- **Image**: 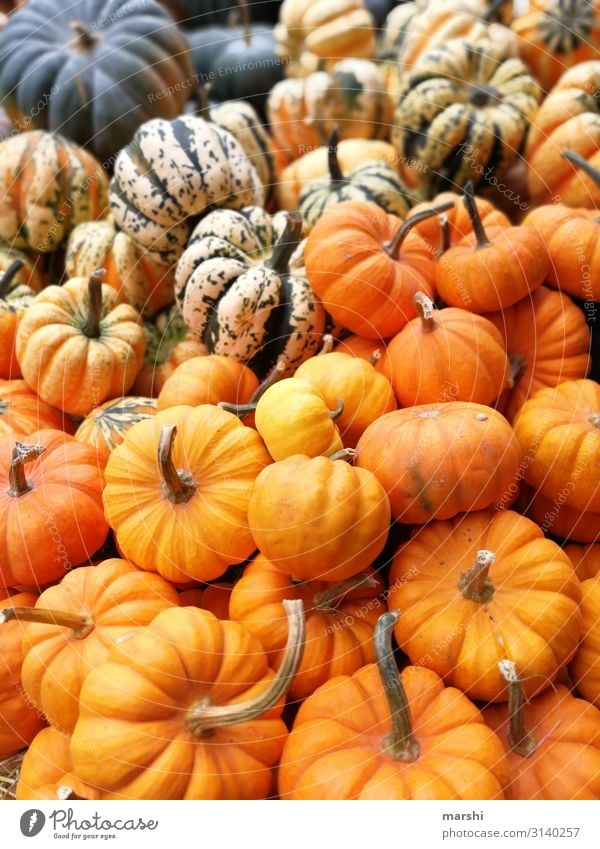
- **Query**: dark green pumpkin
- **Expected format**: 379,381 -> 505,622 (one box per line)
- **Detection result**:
0,0 -> 193,166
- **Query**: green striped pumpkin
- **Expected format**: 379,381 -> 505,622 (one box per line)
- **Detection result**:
299,129 -> 413,229
391,38 -> 541,196
175,206 -> 326,376
109,115 -> 265,262
75,395 -> 158,463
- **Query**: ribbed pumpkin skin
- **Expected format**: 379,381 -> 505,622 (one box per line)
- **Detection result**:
65,220 -> 175,318
110,115 -> 264,260
0,379 -> 73,437
391,38 -> 541,195
157,355 -> 258,411
484,684 -> 600,799
268,59 -> 392,159
16,726 -> 100,801
512,0 -> 600,91
0,131 -> 108,252
295,350 -> 397,448
570,575 -> 600,707
380,304 -> 510,408
279,664 -> 509,799
230,554 -> 386,700
0,0 -> 193,165
525,488 -> 600,544
513,380 -> 600,513
70,607 -> 289,799
0,429 -> 108,588
74,396 -> 157,467
20,559 -> 179,735
248,454 -> 391,583
355,402 -> 522,523
388,509 -> 583,703
563,543 -> 600,581
15,278 -> 146,417
103,405 -> 271,584
0,287 -> 35,380
0,591 -> 45,759
178,582 -> 232,619
488,287 -> 591,423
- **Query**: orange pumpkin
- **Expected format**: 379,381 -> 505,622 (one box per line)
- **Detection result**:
484,659 -> 600,799
435,182 -> 550,313
411,190 -> 511,254
74,395 -> 157,468
16,270 -> 146,416
294,341 -> 397,447
178,583 -> 233,619
133,309 -> 207,397
0,259 -> 35,380
157,355 -> 259,411
248,451 -> 391,583
230,553 -> 386,699
0,430 -> 108,589
279,610 -> 509,799
103,405 -> 271,584
70,601 -> 305,799
388,509 -> 583,702
305,199 -> 452,338
570,574 -> 600,707
356,402 -> 522,524
380,292 -> 509,408
525,487 -> 600,544
487,286 -> 591,423
16,727 -> 99,801
5,559 -> 180,734
333,333 -> 387,360
513,379 -> 600,513
0,590 -> 45,759
563,543 -> 600,581
0,379 -> 73,437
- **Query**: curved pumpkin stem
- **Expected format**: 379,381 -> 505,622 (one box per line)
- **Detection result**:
329,398 -> 344,420
498,659 -> 537,758
327,127 -> 347,190
318,334 -> 335,356
0,259 -> 24,299
507,352 -> 526,388
462,181 -> 491,249
0,607 -> 94,639
8,442 -> 45,497
186,599 -> 305,734
383,200 -> 455,260
69,20 -> 97,49
413,292 -> 436,332
561,149 -> 600,189
328,447 -> 357,462
81,269 -> 105,339
313,572 -> 379,612
437,214 -> 451,258
266,212 -> 304,276
375,610 -> 420,762
158,425 -> 196,504
218,357 -> 286,419
458,550 -> 496,603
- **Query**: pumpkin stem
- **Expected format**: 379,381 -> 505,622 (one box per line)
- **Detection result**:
589,413 -> 600,427
561,149 -> 600,188
266,212 -> 304,276
318,334 -> 335,356
383,200 -> 455,259
238,0 -> 252,47
507,352 -> 526,388
484,0 -> 511,23
81,269 -> 105,338
498,659 -> 537,758
375,610 -> 420,762
458,549 -> 496,603
437,214 -> 451,257
186,598 -> 305,734
194,81 -> 212,122
369,349 -> 382,366
313,572 -> 378,612
462,181 -> 491,249
0,259 -> 24,299
158,425 -> 196,504
328,447 -> 357,462
0,607 -> 94,639
69,21 -> 97,49
329,398 -> 344,420
413,292 -> 436,331
327,127 -> 347,189
218,358 -> 286,419
7,442 -> 45,497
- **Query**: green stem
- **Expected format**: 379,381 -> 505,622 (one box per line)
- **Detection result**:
329,398 -> 344,420
218,358 -> 286,419
265,212 -> 303,275
313,573 -> 378,611
383,201 -> 455,259
561,149 -> 600,188
327,127 -> 347,190
462,181 -> 491,249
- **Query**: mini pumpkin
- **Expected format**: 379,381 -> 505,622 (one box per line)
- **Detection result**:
279,610 -> 509,799
525,487 -> 600,544
570,574 -> 600,707
157,355 -> 259,411
16,726 -> 99,801
74,396 -> 158,468
388,509 -> 583,702
248,451 -> 391,583
178,582 -> 233,620
16,270 -> 146,416
0,379 -> 72,437
410,190 -> 511,254
0,259 -> 36,380
563,543 -> 600,581
175,207 -> 326,377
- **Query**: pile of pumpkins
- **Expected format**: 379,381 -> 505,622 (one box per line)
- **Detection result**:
1,0 -> 600,800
